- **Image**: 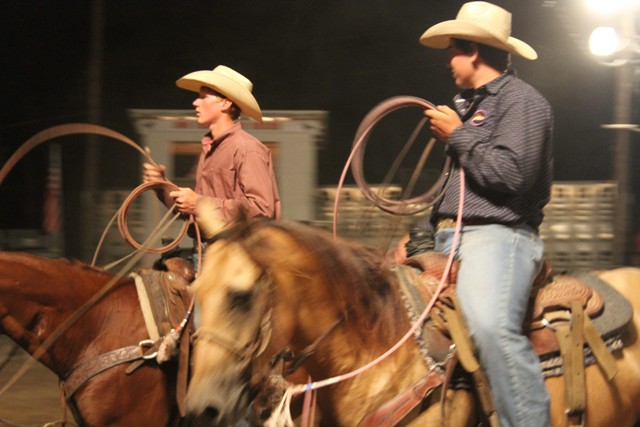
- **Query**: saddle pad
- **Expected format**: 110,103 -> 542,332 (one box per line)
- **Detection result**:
574,271 -> 633,339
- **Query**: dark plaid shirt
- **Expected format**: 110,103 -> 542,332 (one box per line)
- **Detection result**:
431,70 -> 553,230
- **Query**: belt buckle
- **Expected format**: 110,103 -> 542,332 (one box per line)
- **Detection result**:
437,218 -> 456,230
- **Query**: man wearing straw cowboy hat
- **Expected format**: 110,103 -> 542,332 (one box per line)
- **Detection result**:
143,65 -> 281,224
418,2 -> 553,426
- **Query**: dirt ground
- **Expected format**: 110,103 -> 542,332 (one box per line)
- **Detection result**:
0,335 -> 69,426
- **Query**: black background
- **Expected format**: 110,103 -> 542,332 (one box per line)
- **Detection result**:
1,0 -> 637,236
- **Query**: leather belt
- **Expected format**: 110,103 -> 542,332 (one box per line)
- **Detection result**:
436,218 -> 492,230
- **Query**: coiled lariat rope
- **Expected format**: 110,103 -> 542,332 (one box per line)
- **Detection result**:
0,123 -> 191,262
333,96 -> 453,239
94,180 -> 191,269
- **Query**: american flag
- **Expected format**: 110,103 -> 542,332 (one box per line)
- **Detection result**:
43,146 -> 62,234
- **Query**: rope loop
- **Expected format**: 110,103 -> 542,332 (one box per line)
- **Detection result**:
117,181 -> 190,254
350,96 -> 452,216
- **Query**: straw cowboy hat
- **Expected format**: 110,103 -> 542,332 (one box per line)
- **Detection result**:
176,65 -> 263,122
419,2 -> 537,60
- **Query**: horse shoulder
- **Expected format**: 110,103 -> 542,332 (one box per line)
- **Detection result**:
409,388 -> 477,427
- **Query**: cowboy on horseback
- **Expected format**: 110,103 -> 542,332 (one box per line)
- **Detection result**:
415,2 -> 553,426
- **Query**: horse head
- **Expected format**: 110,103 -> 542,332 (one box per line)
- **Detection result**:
186,203 -> 277,423
187,232 -> 273,424
186,205 -> 426,425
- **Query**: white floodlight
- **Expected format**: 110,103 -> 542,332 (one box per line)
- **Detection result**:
589,27 -> 620,56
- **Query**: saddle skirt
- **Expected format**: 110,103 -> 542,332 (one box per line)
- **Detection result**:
132,257 -> 195,416
398,252 -> 633,377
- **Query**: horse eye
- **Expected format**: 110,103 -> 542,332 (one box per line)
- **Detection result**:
229,289 -> 253,312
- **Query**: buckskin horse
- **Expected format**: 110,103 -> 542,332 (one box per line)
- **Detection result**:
186,209 -> 640,426
0,251 -> 195,427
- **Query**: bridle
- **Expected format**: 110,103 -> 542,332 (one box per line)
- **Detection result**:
192,307 -> 273,372
270,316 -> 344,377
191,244 -> 345,388
192,273 -> 274,371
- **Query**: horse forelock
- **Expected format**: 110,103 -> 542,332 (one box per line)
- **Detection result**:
235,221 -> 409,345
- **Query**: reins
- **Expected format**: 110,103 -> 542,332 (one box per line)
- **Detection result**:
271,317 -> 344,378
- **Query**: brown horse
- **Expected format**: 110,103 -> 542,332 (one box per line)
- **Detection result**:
0,251 -> 190,427
186,212 -> 640,426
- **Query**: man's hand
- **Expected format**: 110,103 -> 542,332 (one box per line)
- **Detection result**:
142,162 -> 167,183
169,187 -> 198,215
425,106 -> 462,142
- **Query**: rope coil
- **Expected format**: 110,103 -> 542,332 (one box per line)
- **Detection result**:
349,96 -> 453,216
117,181 -> 190,254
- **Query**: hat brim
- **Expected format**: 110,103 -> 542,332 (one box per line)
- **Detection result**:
177,70 -> 263,122
419,20 -> 537,60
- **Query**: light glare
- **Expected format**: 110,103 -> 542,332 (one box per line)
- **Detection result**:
586,0 -> 631,14
589,27 -> 619,56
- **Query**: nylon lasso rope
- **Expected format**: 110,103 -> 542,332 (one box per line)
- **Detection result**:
332,96 -> 453,238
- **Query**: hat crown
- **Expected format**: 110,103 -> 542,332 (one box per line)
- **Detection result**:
456,1 -> 511,42
176,65 -> 262,121
212,65 -> 253,94
418,1 -> 537,60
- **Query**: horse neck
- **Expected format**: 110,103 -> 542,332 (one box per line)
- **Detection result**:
272,280 -> 427,425
286,311 -> 429,425
0,255 -> 135,376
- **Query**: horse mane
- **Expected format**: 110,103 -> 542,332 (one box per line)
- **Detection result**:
0,252 -> 107,273
236,219 -> 410,344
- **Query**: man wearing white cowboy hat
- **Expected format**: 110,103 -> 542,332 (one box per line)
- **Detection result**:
417,2 -> 553,426
143,65 -> 281,225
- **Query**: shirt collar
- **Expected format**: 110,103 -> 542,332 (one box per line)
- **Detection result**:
460,69 -> 514,99
454,69 -> 515,116
201,122 -> 242,149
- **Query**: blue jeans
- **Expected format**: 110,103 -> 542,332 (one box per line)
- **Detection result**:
435,224 -> 550,427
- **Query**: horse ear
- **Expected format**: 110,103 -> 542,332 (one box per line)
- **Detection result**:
195,197 -> 227,238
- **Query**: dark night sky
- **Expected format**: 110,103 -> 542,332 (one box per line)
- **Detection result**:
0,0 -> 637,231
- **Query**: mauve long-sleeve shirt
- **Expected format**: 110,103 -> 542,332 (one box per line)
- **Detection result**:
195,122 -> 281,222
431,70 -> 554,230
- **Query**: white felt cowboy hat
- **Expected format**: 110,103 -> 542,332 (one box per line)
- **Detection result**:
419,1 -> 537,60
176,65 -> 263,122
